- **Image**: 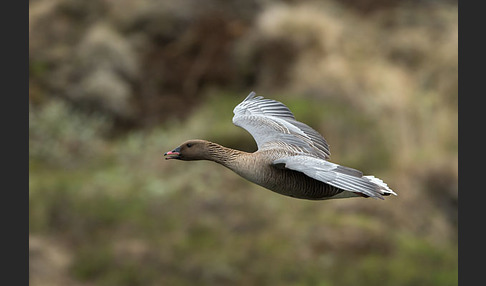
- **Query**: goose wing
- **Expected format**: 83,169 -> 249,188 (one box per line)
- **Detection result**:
232,92 -> 331,159
273,155 -> 396,199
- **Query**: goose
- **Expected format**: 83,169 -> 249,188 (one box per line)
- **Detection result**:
165,92 -> 396,200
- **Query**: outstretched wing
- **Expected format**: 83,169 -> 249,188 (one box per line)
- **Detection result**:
232,92 -> 331,159
273,155 -> 396,199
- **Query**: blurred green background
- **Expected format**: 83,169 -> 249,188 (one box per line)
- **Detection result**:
29,0 -> 457,285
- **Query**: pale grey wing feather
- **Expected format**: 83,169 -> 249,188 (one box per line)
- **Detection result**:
273,155 -> 396,199
233,92 -> 331,159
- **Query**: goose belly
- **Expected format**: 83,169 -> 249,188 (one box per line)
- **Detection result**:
242,166 -> 347,200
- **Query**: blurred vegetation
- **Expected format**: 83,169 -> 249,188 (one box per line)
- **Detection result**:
30,0 -> 457,285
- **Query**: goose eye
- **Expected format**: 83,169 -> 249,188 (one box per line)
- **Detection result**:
186,143 -> 193,148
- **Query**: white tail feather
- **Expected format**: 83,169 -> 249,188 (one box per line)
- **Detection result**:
364,175 -> 397,196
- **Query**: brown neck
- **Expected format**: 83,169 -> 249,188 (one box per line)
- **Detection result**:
205,142 -> 248,168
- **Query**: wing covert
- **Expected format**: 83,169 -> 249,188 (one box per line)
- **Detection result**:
232,92 -> 331,159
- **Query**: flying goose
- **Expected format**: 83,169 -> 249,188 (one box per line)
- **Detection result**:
165,92 -> 396,200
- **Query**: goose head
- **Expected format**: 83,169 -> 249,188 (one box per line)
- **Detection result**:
164,140 -> 211,161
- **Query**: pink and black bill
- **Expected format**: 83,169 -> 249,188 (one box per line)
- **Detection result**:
164,146 -> 181,160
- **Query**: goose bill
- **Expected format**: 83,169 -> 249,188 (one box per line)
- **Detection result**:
164,147 -> 181,160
